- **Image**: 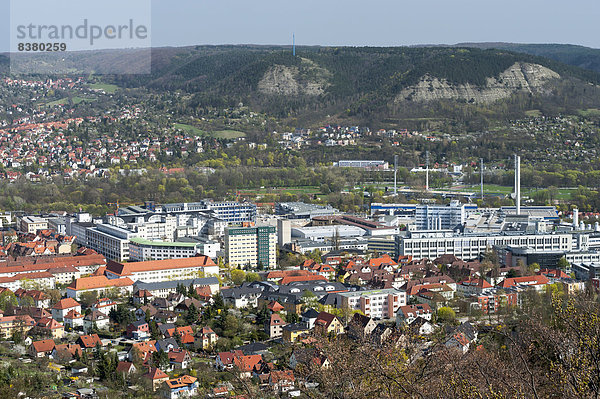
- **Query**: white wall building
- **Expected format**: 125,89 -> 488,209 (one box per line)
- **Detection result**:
336,289 -> 406,319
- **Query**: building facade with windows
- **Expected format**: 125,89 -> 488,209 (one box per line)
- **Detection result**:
396,231 -> 572,261
335,289 -> 406,319
225,226 -> 277,269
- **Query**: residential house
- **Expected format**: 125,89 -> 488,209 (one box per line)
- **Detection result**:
63,309 -> 84,329
116,361 -> 137,376
196,326 -> 218,350
91,298 -> 117,314
76,333 -> 103,351
396,304 -> 433,326
0,314 -> 35,339
51,344 -> 82,362
144,367 -> 169,392
314,312 -> 344,336
83,310 -> 110,332
127,320 -> 150,339
348,313 -> 377,339
265,313 -> 286,338
301,308 -> 320,329
52,298 -> 81,322
29,339 -> 55,357
163,375 -> 198,399
269,370 -> 295,393
282,323 -> 310,343
168,349 -> 191,370
36,317 -> 64,338
409,317 -> 435,335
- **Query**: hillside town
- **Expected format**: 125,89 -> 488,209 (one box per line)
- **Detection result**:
0,155 -> 599,398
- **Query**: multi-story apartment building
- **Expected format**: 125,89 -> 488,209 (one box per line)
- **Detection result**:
225,226 -> 277,269
335,289 -> 406,319
105,256 -> 219,282
396,231 -> 573,261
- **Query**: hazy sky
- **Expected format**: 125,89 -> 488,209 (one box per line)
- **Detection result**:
2,0 -> 599,51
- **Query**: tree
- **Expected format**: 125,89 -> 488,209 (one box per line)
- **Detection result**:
557,256 -> 570,270
184,303 -> 199,325
0,290 -> 17,312
231,269 -> 246,286
151,350 -> 169,370
245,272 -> 260,282
437,306 -> 456,323
109,304 -> 134,328
79,290 -> 98,308
301,291 -> 318,309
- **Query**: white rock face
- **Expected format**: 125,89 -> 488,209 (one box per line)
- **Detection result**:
396,62 -> 560,104
258,60 -> 330,96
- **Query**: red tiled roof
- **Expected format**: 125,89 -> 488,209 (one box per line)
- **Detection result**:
32,339 -> 55,353
145,367 -> 168,380
165,375 -> 197,389
106,256 -> 216,277
53,298 -> 80,310
67,276 -> 133,291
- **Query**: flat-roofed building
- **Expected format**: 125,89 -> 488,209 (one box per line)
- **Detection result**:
396,231 -> 572,261
129,238 -> 201,261
20,216 -> 48,234
335,289 -> 406,319
226,226 -> 277,269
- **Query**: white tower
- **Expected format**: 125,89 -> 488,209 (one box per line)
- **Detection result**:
514,155 -> 521,215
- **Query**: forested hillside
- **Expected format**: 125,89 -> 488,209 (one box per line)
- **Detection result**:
457,42 -> 600,74
110,45 -> 600,124
4,46 -> 600,126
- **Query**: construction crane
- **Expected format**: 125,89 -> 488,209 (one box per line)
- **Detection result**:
107,200 -> 120,215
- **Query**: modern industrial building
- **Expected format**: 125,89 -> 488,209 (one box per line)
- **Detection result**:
415,201 -> 477,230
275,202 -> 339,220
395,230 -> 573,260
225,226 -> 277,269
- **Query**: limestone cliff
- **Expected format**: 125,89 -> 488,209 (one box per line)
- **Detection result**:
396,62 -> 560,104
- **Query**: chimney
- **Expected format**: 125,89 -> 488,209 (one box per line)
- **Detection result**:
573,209 -> 579,229
514,155 -> 521,215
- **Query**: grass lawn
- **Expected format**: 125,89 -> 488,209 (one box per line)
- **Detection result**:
174,123 -> 206,136
450,184 -> 576,200
212,130 -> 246,139
578,108 -> 600,117
238,185 -> 321,196
173,124 -> 246,139
88,83 -> 119,94
44,96 -> 90,106
525,109 -> 542,117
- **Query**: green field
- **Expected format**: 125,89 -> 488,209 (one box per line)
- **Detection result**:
44,96 -> 90,107
173,124 -> 246,139
238,186 -> 321,196
451,184 -> 575,200
174,123 -> 206,136
212,130 -> 246,139
525,109 -> 542,117
578,108 -> 600,117
88,83 -> 119,94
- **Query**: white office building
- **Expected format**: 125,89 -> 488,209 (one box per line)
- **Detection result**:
396,231 -> 573,260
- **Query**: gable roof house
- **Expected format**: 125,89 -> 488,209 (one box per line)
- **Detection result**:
29,339 -> 55,358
